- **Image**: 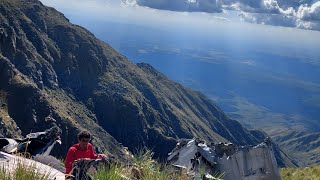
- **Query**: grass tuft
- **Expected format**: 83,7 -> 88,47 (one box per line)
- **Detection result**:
281,166 -> 320,180
0,157 -> 51,180
93,148 -> 223,180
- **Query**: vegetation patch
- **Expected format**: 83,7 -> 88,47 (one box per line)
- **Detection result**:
92,149 -> 224,180
0,158 -> 51,180
281,166 -> 320,180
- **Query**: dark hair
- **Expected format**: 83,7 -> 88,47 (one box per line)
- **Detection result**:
77,130 -> 91,140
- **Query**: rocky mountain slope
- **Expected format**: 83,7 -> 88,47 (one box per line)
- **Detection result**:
272,130 -> 320,165
0,0 -> 295,167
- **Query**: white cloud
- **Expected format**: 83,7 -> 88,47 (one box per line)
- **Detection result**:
279,7 -> 295,16
296,19 -> 320,30
224,0 -> 320,31
121,0 -> 138,6
121,0 -> 320,31
296,1 -> 320,21
41,0 -> 320,31
239,11 -> 320,31
261,0 -> 280,13
225,0 -> 281,13
239,12 -> 296,26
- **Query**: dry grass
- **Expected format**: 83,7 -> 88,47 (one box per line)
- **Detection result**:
93,149 -> 217,180
281,166 -> 320,180
0,157 -> 51,180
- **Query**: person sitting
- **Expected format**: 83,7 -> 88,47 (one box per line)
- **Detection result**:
64,130 -> 106,175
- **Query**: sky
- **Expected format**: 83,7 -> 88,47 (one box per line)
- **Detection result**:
39,0 -> 320,52
40,0 -> 320,31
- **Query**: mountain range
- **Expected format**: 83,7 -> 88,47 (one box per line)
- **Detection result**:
0,0 -> 296,167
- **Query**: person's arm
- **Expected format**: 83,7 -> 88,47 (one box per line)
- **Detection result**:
65,147 -> 76,174
88,143 -> 107,159
89,143 -> 99,159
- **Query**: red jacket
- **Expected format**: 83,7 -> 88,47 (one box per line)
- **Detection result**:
64,143 -> 98,174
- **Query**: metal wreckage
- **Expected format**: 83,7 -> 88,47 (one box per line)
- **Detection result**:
0,116 -> 66,179
167,138 -> 281,180
0,117 -> 62,156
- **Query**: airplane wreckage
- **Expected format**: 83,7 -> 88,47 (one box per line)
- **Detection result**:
167,138 -> 281,180
0,116 -> 65,179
